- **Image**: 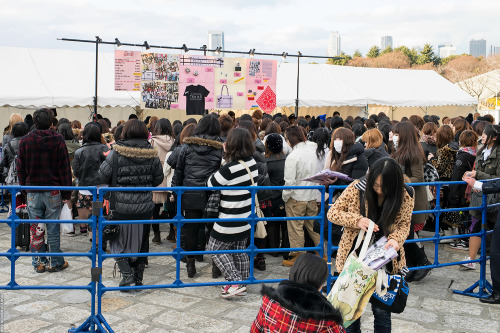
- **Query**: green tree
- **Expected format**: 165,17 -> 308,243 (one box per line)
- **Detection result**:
327,52 -> 352,66
394,46 -> 418,65
353,49 -> 362,57
440,55 -> 458,66
367,46 -> 380,58
417,44 -> 440,65
380,46 -> 393,55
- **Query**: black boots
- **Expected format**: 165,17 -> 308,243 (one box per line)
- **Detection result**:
133,263 -> 146,286
266,222 -> 280,257
166,224 -> 176,243
186,258 -> 196,278
254,238 -> 267,271
152,231 -> 161,245
212,262 -> 222,278
116,258 -> 135,289
407,247 -> 432,282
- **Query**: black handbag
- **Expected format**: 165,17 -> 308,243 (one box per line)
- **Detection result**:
370,272 -> 409,314
102,150 -> 120,242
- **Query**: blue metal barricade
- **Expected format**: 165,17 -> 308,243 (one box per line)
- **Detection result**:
0,181 -> 496,333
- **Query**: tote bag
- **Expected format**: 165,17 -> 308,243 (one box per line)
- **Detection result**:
327,221 -> 378,327
217,85 -> 233,108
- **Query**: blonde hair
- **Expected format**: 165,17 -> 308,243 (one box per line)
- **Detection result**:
361,129 -> 383,148
8,113 -> 24,134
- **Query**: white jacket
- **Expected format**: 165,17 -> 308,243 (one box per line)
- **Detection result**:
282,142 -> 319,203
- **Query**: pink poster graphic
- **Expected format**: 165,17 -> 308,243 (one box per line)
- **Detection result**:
245,59 -> 277,112
115,50 -> 141,91
178,55 -> 219,111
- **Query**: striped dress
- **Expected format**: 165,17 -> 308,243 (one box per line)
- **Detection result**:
207,157 -> 259,242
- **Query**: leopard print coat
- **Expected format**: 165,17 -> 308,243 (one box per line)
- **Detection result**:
327,180 -> 415,274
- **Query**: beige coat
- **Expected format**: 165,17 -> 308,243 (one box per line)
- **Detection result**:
150,135 -> 174,203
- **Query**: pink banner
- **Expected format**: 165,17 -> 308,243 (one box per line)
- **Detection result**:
115,50 -> 141,91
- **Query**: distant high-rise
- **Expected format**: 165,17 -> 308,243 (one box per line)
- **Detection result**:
381,36 -> 393,50
491,46 -> 500,56
470,39 -> 486,57
208,30 -> 224,56
438,43 -> 456,58
327,31 -> 341,57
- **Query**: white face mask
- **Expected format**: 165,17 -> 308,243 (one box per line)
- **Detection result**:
392,134 -> 399,149
334,140 -> 343,153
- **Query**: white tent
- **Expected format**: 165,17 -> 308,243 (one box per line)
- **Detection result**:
0,47 -> 476,109
455,69 -> 500,100
277,63 -> 477,107
0,47 -> 140,108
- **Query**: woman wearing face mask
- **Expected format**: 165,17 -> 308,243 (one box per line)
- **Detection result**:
323,128 -> 369,188
392,121 -> 432,282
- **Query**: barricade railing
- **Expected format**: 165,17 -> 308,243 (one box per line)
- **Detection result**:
326,179 -> 496,299
0,181 -> 495,333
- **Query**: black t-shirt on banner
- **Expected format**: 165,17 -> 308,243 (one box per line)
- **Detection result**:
184,85 -> 210,115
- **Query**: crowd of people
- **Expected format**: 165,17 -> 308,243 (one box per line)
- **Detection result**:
2,107 -> 500,331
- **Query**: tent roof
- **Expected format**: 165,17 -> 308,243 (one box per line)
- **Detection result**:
0,47 -> 140,108
455,69 -> 500,100
276,63 -> 477,107
0,47 -> 477,108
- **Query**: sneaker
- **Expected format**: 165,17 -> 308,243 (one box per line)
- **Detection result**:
449,240 -> 469,251
80,227 -> 88,235
460,257 -> 477,270
65,231 -> 77,237
254,257 -> 266,271
282,253 -> 301,267
221,285 -> 247,298
47,261 -> 69,273
34,264 -> 45,273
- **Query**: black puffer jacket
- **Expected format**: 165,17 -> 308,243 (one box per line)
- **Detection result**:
99,139 -> 163,217
449,150 -> 475,207
336,142 -> 369,186
265,153 -> 286,201
172,135 -> 223,210
73,142 -> 109,186
363,143 -> 389,168
252,150 -> 273,202
0,136 -> 21,182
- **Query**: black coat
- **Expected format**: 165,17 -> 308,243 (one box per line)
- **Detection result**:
449,150 -> 476,207
265,153 -> 286,201
252,149 -> 273,202
99,139 -> 163,218
337,142 -> 369,186
0,136 -> 21,182
363,143 -> 390,168
172,135 -> 223,210
420,141 -> 437,159
73,142 -> 109,186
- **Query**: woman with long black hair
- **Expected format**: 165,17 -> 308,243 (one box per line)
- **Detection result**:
328,157 -> 414,333
172,115 -> 223,278
391,121 -> 431,282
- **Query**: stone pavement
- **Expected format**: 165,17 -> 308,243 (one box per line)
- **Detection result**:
0,220 -> 499,333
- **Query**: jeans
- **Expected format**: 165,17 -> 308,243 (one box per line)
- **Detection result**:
346,303 -> 391,333
27,191 -> 64,267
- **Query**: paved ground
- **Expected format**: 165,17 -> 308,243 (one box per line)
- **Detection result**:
0,218 -> 499,333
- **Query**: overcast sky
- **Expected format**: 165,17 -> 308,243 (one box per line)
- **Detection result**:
3,0 -> 499,60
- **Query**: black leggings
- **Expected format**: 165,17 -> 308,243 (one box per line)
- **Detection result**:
152,203 -> 162,233
182,210 -> 206,257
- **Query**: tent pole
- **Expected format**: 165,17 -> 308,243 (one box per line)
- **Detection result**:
93,36 -> 101,121
295,51 -> 301,118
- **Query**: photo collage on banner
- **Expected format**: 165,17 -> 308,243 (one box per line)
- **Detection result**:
140,53 -> 180,110
138,52 -> 277,114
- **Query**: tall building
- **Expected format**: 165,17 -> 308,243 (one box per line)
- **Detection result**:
470,39 -> 486,57
327,31 -> 341,57
381,36 -> 393,50
438,43 -> 456,58
208,30 -> 224,56
491,46 -> 500,56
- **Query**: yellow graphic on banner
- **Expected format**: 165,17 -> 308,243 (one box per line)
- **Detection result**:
234,77 -> 245,83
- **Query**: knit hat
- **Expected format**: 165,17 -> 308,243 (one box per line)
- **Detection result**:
266,133 -> 283,154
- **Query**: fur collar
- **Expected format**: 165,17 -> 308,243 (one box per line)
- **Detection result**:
183,136 -> 223,150
113,144 -> 158,159
261,280 -> 343,323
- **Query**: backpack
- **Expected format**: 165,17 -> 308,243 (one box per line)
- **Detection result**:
5,142 -> 18,185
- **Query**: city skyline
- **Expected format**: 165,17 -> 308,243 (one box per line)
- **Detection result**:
327,31 -> 341,57
381,35 -> 393,50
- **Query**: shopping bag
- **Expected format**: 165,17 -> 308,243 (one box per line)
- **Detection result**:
60,203 -> 74,234
370,270 -> 409,314
217,85 -> 233,108
327,221 -> 378,327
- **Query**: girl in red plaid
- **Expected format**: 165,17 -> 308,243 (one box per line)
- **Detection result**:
251,253 -> 345,333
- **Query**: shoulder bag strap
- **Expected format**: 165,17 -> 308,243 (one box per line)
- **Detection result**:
238,160 -> 259,203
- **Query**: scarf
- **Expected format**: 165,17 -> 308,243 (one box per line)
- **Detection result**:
459,146 -> 476,156
420,134 -> 436,145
